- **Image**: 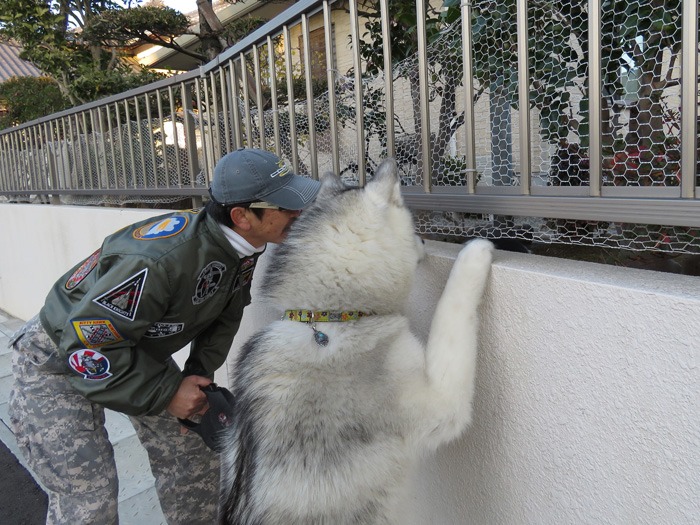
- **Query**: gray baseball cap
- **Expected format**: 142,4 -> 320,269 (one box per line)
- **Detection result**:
209,148 -> 320,210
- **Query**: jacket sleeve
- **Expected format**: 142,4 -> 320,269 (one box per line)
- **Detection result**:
59,254 -> 182,416
183,290 -> 249,378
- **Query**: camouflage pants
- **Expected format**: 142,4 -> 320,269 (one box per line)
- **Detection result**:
8,315 -> 220,525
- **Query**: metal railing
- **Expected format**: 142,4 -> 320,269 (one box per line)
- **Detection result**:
0,0 -> 698,253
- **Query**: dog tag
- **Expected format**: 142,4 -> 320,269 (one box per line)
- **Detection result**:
313,328 -> 329,346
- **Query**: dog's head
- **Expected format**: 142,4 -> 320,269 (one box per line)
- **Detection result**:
260,158 -> 423,314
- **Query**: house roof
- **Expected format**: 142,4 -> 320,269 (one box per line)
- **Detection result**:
0,43 -> 43,82
133,0 -> 294,71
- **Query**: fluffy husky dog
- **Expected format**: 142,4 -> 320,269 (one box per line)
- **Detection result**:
219,158 -> 494,524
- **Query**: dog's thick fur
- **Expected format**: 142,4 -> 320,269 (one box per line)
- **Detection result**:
219,158 -> 494,524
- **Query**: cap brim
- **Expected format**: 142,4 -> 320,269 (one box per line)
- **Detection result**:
259,174 -> 321,210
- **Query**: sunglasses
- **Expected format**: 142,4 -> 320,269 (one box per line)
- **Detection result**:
248,201 -> 297,212
208,189 -> 297,212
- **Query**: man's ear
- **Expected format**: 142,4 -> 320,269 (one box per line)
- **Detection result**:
230,207 -> 252,231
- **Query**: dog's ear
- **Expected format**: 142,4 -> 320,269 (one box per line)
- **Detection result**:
317,172 -> 346,199
367,158 -> 401,204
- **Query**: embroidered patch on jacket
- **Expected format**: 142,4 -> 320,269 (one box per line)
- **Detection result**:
71,319 -> 124,348
93,269 -> 148,321
65,249 -> 101,290
144,322 -> 185,338
133,215 -> 188,240
68,349 -> 113,380
233,257 -> 257,292
192,261 -> 226,305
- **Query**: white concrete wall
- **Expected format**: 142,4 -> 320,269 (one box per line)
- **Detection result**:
0,204 -> 172,320
1,203 -> 698,523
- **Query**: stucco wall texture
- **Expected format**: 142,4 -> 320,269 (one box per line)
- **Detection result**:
1,203 -> 698,523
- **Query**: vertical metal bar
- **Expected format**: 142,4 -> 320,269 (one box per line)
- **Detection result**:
203,73 -> 218,168
40,124 -> 50,194
40,124 -> 51,194
88,109 -> 103,189
114,103 -> 129,189
516,0 -> 531,193
6,134 -> 14,192
323,0 -> 340,175
70,115 -> 87,190
284,24 -> 300,171
380,0 -> 395,158
2,136 -> 12,192
43,122 -> 53,193
156,89 -> 171,187
0,136 -> 7,191
134,96 -> 148,189
681,0 -> 698,198
145,95 -> 159,187
59,118 -> 71,189
10,132 -> 23,192
416,0 -> 431,191
182,82 -> 201,188
123,100 -> 138,189
253,44 -> 266,148
23,130 -> 33,192
461,0 -> 477,192
12,131 -> 22,193
0,137 -> 5,191
95,107 -> 110,189
209,71 -> 222,162
588,0 -> 602,197
105,107 -> 118,189
9,133 -> 20,192
23,129 -> 34,193
301,13 -> 319,179
29,126 -> 41,192
219,66 -> 232,153
229,63 -> 243,149
267,35 -> 282,157
23,128 -> 34,193
76,111 -> 99,189
240,53 -> 254,148
56,119 -> 67,190
50,120 -> 62,191
1,135 -> 10,192
35,124 -> 49,193
349,0 -> 367,184
195,76 -> 212,182
168,85 -> 184,185
0,135 -> 9,192
66,117 -> 79,190
44,121 -> 60,203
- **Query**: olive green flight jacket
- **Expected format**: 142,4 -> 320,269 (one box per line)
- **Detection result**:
39,209 -> 260,416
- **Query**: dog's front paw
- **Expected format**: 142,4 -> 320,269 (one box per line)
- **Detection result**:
449,239 -> 494,297
458,238 -> 494,268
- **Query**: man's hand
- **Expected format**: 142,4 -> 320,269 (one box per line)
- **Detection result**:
166,375 -> 212,420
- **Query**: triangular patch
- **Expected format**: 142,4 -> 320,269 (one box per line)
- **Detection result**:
92,268 -> 148,321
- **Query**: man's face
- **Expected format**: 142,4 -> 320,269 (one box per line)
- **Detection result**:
246,208 -> 302,246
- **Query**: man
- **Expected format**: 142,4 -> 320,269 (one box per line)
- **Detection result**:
8,148 -> 320,525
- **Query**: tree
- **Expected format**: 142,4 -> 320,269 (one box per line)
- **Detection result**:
82,3 -> 269,64
0,75 -> 70,129
0,0 -> 164,106
81,5 -> 200,60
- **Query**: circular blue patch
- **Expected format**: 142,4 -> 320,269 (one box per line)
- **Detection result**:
133,215 -> 188,240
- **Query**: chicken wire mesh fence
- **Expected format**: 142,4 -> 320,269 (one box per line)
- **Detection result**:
0,0 -> 698,255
